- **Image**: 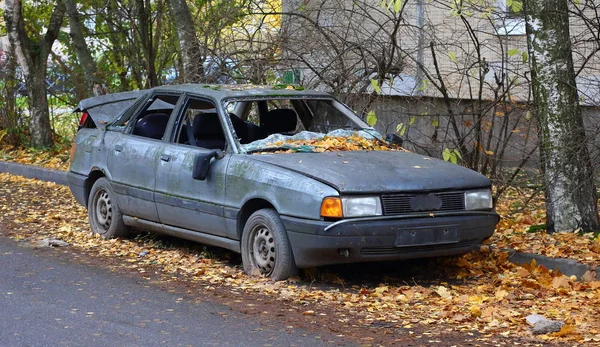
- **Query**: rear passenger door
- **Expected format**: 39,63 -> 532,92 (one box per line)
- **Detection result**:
106,93 -> 181,222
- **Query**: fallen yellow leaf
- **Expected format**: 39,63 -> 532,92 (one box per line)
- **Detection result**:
469,305 -> 482,318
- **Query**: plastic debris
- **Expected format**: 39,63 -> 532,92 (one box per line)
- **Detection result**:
525,314 -> 565,335
36,238 -> 69,248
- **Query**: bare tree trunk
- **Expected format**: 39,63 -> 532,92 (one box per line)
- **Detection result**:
64,0 -> 104,97
26,65 -> 54,147
524,0 -> 599,232
103,0 -> 132,92
167,0 -> 204,83
0,40 -> 19,146
135,0 -> 159,88
4,0 -> 65,148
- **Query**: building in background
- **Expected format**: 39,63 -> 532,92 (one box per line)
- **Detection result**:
279,0 -> 600,167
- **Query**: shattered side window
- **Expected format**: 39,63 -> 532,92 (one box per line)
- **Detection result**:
86,98 -> 139,126
129,94 -> 179,140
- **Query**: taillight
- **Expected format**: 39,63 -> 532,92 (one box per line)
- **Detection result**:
78,111 -> 89,129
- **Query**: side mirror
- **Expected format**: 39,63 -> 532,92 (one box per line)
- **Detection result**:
192,150 -> 224,180
386,133 -> 404,147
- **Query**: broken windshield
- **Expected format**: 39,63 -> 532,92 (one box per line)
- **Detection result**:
224,97 -> 395,153
243,129 -> 395,154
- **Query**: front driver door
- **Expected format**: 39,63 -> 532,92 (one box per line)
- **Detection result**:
154,96 -> 231,237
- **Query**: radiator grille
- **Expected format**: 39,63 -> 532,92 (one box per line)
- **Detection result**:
381,192 -> 465,215
361,240 -> 478,255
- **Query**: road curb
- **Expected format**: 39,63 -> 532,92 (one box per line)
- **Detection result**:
507,249 -> 599,280
0,160 -> 68,185
0,160 -> 597,280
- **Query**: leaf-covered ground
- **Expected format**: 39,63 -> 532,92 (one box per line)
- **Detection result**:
0,145 -> 70,170
2,143 -> 598,267
1,173 -> 599,345
494,187 -> 600,267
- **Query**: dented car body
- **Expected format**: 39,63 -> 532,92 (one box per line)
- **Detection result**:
68,84 -> 499,280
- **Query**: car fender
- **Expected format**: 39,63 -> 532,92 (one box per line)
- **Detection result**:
225,155 -> 339,221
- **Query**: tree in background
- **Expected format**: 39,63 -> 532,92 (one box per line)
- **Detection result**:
0,33 -> 20,147
88,0 -> 174,90
134,0 -> 162,88
64,0 -> 103,97
280,0 -> 407,102
167,0 -> 204,82
524,0 -> 599,232
4,0 -> 65,148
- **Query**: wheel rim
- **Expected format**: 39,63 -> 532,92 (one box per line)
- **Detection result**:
250,226 -> 276,275
94,189 -> 112,232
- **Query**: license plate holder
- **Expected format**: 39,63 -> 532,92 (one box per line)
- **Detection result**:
394,225 -> 459,247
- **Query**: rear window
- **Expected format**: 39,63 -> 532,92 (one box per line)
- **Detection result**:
85,98 -> 139,127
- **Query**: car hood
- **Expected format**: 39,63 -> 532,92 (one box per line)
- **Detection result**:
249,151 -> 491,193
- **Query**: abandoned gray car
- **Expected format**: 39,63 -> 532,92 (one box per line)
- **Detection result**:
68,84 -> 499,280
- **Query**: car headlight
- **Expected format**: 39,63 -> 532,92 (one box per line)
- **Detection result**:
343,196 -> 383,217
464,189 -> 493,210
320,196 -> 382,218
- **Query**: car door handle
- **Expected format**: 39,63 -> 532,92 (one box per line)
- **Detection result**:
115,144 -> 123,152
160,154 -> 171,162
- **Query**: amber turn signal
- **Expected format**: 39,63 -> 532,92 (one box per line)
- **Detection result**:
320,197 -> 343,218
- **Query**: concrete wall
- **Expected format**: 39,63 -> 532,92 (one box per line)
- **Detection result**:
356,95 -> 600,171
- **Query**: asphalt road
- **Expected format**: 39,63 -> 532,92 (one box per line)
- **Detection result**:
0,236 -> 340,347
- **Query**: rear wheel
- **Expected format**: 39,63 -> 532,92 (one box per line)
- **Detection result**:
241,209 -> 298,281
88,177 -> 129,239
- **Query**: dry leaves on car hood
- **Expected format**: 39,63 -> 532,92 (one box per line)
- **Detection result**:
250,135 -> 404,154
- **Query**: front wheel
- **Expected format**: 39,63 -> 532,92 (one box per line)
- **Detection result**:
241,209 -> 298,281
87,177 -> 129,239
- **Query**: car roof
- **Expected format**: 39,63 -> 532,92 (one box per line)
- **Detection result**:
151,84 -> 331,100
75,84 -> 333,115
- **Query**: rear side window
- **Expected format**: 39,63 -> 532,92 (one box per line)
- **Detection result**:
84,98 -> 139,128
129,94 -> 180,140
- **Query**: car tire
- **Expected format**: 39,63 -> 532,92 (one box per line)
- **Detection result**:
88,177 -> 129,239
241,209 -> 298,281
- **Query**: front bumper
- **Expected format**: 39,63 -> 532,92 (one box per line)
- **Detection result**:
281,212 -> 499,268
